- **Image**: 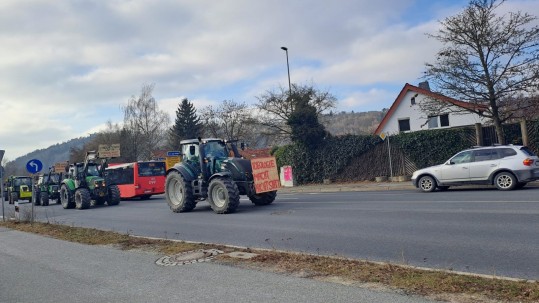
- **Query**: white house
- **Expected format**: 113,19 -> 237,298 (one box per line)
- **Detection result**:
374,82 -> 488,136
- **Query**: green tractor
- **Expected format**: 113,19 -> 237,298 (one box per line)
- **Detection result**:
34,169 -> 63,206
60,151 -> 120,210
165,138 -> 278,214
5,176 -> 33,204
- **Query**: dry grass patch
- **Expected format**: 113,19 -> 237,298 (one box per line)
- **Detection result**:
2,221 -> 538,303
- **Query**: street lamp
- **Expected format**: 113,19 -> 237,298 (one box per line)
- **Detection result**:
280,46 -> 292,97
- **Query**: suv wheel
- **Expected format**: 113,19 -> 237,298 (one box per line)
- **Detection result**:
418,175 -> 436,192
494,172 -> 517,191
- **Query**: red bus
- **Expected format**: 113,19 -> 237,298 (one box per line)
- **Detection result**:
105,161 -> 166,200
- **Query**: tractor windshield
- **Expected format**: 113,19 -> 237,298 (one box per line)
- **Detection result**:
48,173 -> 60,183
14,178 -> 32,186
203,141 -> 228,158
87,164 -> 100,176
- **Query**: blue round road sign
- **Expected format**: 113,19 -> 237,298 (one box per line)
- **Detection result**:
26,159 -> 43,174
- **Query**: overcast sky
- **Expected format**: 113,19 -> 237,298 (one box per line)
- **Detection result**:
1,0 -> 538,161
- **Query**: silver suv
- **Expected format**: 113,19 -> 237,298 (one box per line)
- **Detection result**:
412,145 -> 539,192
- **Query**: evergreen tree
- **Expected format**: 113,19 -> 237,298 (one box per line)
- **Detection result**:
287,97 -> 328,149
168,98 -> 203,149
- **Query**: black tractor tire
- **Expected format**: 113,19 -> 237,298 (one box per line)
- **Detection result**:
41,192 -> 50,206
165,171 -> 196,213
75,188 -> 91,210
34,192 -> 41,206
60,184 -> 75,209
494,172 -> 517,191
249,190 -> 277,206
107,185 -> 121,206
208,177 -> 240,214
418,175 -> 437,192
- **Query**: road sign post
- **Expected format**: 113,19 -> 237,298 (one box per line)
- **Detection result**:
26,159 -> 43,224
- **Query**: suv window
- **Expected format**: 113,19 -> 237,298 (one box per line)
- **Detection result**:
520,147 -> 537,157
450,151 -> 473,164
498,148 -> 517,158
472,149 -> 499,162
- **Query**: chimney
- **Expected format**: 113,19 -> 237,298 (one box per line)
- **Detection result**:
418,81 -> 430,91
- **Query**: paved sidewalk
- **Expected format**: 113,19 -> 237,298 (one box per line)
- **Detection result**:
278,181 -> 414,193
278,180 -> 539,193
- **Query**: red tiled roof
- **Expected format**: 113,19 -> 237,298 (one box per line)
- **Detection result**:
374,83 -> 488,135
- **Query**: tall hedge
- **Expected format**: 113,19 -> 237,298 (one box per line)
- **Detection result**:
391,127 -> 475,169
274,135 -> 381,184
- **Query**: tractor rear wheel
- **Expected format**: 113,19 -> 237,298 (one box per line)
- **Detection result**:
208,177 -> 240,214
75,188 -> 91,210
107,185 -> 121,206
60,185 -> 75,209
40,192 -> 49,206
249,190 -> 277,206
165,171 -> 196,212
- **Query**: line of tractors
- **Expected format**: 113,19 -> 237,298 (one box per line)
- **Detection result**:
3,150 -> 120,210
3,137 -> 278,214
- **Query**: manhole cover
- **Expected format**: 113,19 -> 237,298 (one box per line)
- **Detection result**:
156,249 -> 223,266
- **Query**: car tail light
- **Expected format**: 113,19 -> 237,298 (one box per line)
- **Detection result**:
523,158 -> 534,166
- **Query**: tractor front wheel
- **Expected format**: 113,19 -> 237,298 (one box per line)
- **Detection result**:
107,185 -> 121,206
40,192 -> 49,206
249,191 -> 277,206
75,188 -> 91,210
165,171 -> 196,213
60,185 -> 75,209
208,177 -> 240,214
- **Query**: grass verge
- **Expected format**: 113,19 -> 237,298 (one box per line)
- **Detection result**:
1,221 -> 537,303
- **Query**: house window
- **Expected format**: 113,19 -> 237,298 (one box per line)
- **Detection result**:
398,119 -> 410,132
428,116 -> 438,129
440,114 -> 449,127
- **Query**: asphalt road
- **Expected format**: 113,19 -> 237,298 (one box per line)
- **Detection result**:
0,228 -> 436,303
6,187 -> 539,280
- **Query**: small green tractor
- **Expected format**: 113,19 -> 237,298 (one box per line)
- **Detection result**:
60,151 -> 120,210
165,138 -> 278,214
5,176 -> 33,204
35,169 -> 63,206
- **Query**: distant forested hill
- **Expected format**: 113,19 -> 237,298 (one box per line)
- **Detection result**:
3,135 -> 95,176
321,110 -> 386,136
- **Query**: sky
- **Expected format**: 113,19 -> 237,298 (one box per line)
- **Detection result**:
1,0 -> 539,161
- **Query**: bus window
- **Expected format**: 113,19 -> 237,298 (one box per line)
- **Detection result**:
138,162 -> 166,177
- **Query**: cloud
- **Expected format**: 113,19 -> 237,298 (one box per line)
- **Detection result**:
1,0 -> 538,160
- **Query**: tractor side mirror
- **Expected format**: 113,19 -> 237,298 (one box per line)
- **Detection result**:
189,146 -> 196,156
240,142 -> 245,150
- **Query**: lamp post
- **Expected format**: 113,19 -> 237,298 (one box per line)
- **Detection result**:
0,150 -> 4,222
280,46 -> 292,97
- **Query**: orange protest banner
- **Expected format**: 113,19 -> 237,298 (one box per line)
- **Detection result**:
251,157 -> 280,194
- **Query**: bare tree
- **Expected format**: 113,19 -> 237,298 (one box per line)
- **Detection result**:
424,0 -> 539,144
255,83 -> 336,141
200,100 -> 257,143
122,84 -> 170,161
